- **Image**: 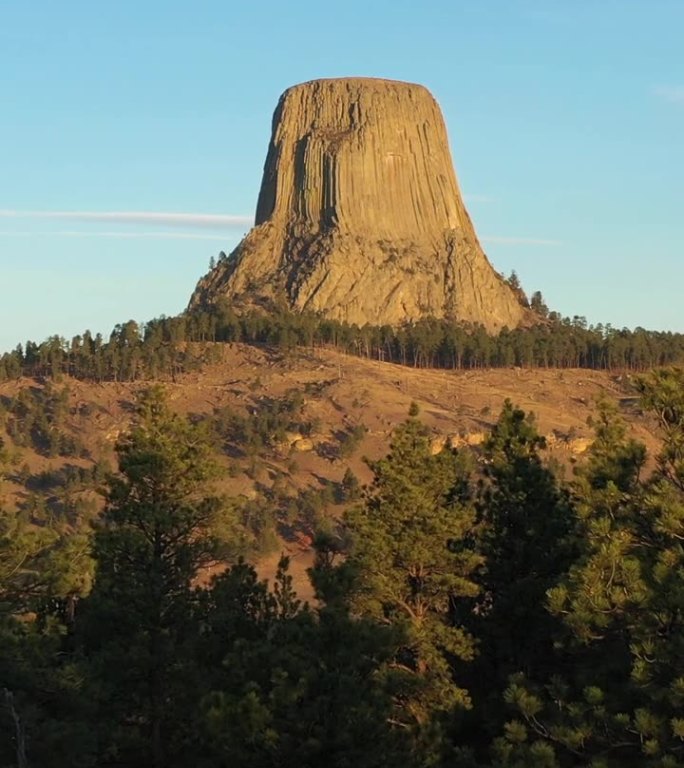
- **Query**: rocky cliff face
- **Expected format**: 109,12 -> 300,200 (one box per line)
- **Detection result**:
190,78 -> 528,331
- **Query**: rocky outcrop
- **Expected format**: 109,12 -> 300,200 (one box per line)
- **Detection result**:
190,77 -> 529,332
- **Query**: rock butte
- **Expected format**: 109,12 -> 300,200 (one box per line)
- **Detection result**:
190,77 -> 529,331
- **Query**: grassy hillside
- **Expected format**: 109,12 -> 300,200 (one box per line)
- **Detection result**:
0,343 -> 661,599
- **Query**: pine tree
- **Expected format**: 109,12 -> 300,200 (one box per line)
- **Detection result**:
462,401 -> 577,754
496,377 -> 684,766
198,558 -> 408,768
79,386 -> 227,767
335,409 -> 481,753
0,439 -> 97,767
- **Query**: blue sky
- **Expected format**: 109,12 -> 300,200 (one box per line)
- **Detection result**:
1,1 -> 682,352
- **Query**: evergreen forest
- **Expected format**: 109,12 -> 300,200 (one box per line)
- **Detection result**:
3,365 -> 684,767
3,298 -> 684,385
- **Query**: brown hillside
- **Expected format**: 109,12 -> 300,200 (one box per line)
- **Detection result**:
0,345 -> 659,599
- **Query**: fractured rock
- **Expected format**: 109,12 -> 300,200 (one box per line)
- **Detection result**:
190,77 -> 529,332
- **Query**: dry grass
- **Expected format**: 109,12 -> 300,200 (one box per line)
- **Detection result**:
0,344 -> 661,602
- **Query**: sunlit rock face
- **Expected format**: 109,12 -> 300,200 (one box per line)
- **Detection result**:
190,78 -> 527,331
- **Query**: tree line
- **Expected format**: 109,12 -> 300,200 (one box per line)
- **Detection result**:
2,301 -> 684,383
3,369 -> 684,766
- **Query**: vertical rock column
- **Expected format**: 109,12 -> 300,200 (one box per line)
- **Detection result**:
190,78 -> 528,332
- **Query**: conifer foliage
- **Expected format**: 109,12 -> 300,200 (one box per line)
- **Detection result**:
3,304 -> 684,384
79,386 -> 226,766
4,370 -> 684,766
337,406 -> 481,756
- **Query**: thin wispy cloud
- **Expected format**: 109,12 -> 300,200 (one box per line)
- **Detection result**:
0,231 -> 560,246
0,230 -> 231,241
653,85 -> 684,104
481,236 -> 562,247
0,210 -> 559,247
0,210 -> 253,228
